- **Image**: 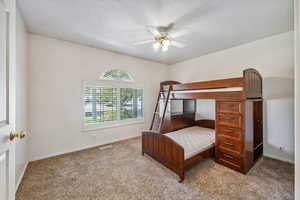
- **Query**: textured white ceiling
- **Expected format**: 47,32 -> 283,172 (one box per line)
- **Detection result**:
18,0 -> 293,64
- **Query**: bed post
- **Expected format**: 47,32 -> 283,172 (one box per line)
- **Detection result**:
178,169 -> 185,183
243,68 -> 263,99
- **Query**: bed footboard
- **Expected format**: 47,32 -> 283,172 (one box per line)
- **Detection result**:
142,130 -> 185,182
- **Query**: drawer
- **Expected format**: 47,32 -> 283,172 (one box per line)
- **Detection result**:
217,125 -> 242,139
218,136 -> 242,153
216,149 -> 242,170
217,101 -> 242,114
217,114 -> 242,128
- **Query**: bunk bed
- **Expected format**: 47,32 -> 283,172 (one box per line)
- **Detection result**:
142,68 -> 263,182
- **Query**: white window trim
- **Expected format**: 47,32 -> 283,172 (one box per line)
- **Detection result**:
81,80 -> 144,132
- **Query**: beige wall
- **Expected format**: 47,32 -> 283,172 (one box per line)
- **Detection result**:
27,34 -> 168,161
169,31 -> 295,163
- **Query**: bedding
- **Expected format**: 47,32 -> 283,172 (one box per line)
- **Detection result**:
165,126 -> 215,160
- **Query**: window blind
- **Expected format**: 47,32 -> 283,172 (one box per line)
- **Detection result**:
84,87 -> 118,124
84,86 -> 143,125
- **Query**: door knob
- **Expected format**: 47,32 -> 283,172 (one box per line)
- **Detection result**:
9,131 -> 26,141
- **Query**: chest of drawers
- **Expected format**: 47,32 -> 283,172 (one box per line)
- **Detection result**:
215,100 -> 263,173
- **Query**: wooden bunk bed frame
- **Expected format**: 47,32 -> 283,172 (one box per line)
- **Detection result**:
142,68 -> 263,182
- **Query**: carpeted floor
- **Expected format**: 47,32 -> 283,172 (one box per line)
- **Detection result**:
17,137 -> 294,200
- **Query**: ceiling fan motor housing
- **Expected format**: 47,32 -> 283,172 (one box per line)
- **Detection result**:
155,35 -> 170,45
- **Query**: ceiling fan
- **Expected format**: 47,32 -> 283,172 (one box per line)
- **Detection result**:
134,24 -> 186,52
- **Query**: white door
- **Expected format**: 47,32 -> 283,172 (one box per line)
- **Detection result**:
0,0 -> 17,199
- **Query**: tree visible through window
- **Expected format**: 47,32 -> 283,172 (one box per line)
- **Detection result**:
100,69 -> 134,82
120,88 -> 143,120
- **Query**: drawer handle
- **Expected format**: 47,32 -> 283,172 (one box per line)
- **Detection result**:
222,116 -> 234,120
223,129 -> 234,134
223,154 -> 234,159
224,142 -> 235,147
224,104 -> 234,108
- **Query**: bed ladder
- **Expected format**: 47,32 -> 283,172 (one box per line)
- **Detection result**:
150,86 -> 171,132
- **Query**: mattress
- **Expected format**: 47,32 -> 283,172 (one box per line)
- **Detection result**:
165,126 -> 215,160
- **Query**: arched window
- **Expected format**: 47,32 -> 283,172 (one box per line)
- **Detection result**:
100,69 -> 134,82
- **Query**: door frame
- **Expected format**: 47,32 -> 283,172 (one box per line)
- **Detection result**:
295,0 -> 299,199
0,0 -> 17,199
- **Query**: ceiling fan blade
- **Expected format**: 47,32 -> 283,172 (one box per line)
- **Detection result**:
147,26 -> 161,36
169,30 -> 188,38
171,40 -> 185,48
133,40 -> 155,45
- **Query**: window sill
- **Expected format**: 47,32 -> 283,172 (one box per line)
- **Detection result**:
82,120 -> 145,132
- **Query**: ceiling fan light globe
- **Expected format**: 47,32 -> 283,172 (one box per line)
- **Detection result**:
153,42 -> 160,49
162,39 -> 170,47
162,45 -> 168,52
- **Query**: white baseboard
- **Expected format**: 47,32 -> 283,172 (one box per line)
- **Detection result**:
264,153 -> 294,164
16,162 -> 28,192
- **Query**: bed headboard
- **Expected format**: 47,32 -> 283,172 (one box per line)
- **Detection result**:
243,68 -> 263,99
195,120 -> 215,129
